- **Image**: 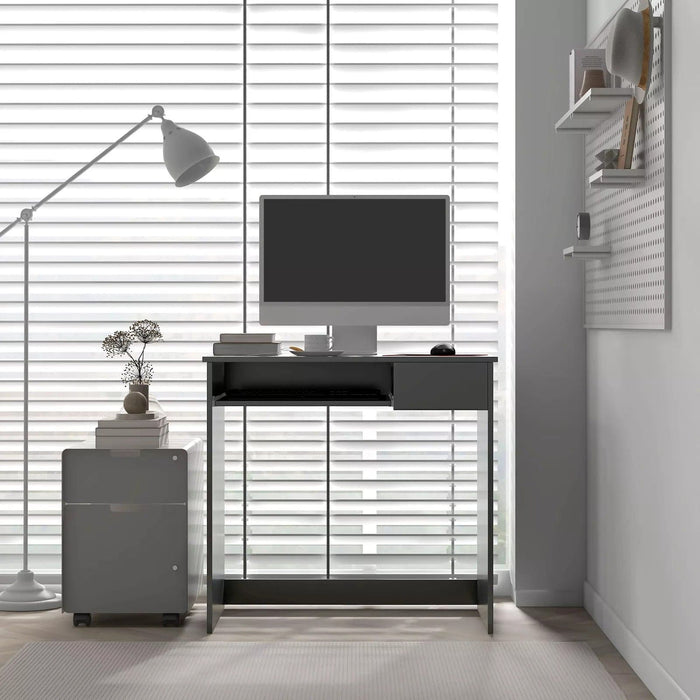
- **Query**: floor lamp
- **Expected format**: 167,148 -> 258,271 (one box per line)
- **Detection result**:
0,105 -> 219,611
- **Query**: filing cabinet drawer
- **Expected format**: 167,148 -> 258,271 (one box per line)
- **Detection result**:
393,362 -> 490,410
62,503 -> 187,613
63,448 -> 187,504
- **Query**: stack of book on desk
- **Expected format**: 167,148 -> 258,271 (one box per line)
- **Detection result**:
95,412 -> 169,449
212,332 -> 280,356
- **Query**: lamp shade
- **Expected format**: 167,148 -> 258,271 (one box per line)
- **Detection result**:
161,119 -> 220,187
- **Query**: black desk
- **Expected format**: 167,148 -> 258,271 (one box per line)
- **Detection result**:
203,355 -> 496,633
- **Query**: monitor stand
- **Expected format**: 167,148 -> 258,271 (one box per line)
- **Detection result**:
332,326 -> 377,355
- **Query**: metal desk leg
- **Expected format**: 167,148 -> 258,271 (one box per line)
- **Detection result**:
476,369 -> 494,633
207,376 -> 226,633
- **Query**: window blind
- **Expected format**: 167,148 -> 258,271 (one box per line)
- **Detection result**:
0,0 -> 246,574
0,0 -> 507,580
242,0 -> 503,578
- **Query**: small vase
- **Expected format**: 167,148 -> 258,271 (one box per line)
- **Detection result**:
129,383 -> 150,406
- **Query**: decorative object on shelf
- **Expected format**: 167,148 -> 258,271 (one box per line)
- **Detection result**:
212,332 -> 280,356
102,320 -> 163,402
569,48 -> 612,107
130,383 -> 150,403
576,213 -> 591,241
595,148 -> 620,170
578,69 -> 606,99
617,98 -> 640,169
220,332 -> 276,343
124,391 -> 149,415
605,0 -> 656,105
112,411 -> 156,420
564,214 -> 607,261
95,409 -> 169,448
0,107 -> 217,612
564,216 -> 611,261
605,0 -> 664,169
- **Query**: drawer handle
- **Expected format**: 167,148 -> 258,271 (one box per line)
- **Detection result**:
109,504 -> 151,513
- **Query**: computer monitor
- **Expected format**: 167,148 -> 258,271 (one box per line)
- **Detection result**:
259,195 -> 450,353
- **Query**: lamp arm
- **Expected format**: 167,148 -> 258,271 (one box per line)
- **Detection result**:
0,105 -> 165,238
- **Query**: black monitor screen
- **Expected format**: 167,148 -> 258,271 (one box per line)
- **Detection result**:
262,197 -> 447,303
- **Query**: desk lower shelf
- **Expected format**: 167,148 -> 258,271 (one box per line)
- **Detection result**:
220,577 -> 482,606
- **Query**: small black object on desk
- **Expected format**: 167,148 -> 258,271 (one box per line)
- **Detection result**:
430,343 -> 456,356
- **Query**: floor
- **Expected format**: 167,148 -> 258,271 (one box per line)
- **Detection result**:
0,601 -> 653,699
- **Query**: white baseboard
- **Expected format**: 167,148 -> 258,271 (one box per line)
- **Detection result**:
514,588 -> 582,607
584,581 -> 689,700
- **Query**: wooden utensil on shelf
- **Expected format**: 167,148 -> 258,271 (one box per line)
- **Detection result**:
617,98 -> 640,169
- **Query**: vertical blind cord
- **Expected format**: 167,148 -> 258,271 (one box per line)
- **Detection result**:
450,0 -> 457,580
325,0 -> 332,580
242,0 -> 248,580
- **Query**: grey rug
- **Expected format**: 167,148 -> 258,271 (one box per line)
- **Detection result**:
0,641 -> 625,700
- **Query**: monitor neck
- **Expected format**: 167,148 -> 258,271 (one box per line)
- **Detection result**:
332,326 -> 377,355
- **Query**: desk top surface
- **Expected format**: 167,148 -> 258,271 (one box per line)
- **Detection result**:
203,354 -> 497,364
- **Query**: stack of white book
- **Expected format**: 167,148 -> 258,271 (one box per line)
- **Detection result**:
212,332 -> 280,356
95,412 -> 169,449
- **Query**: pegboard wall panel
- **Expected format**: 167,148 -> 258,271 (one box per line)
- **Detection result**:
584,0 -> 670,329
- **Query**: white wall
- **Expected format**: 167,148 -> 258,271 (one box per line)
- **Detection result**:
514,0 -> 587,606
586,2 -> 700,698
587,0 -> 623,40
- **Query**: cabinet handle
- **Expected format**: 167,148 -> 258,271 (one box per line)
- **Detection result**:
106,503 -> 185,512
109,504 -> 152,513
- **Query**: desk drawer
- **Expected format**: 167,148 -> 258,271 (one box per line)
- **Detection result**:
393,363 -> 490,410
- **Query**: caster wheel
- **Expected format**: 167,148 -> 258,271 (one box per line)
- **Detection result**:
73,613 -> 91,627
162,613 -> 182,627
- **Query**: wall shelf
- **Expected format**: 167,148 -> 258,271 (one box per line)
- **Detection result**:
588,169 -> 646,188
560,0 -> 669,328
563,244 -> 611,260
555,88 -> 636,133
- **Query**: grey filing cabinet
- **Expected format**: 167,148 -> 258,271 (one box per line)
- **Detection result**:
62,438 -> 204,627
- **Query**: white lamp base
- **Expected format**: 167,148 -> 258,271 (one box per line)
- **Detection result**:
0,569 -> 62,611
